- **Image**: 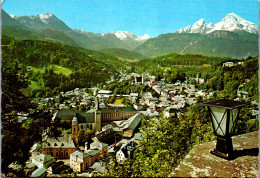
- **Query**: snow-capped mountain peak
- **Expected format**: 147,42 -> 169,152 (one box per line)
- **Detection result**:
223,12 -> 244,22
10,12 -> 71,32
114,31 -> 135,40
176,12 -> 258,34
176,18 -> 209,34
194,18 -> 205,26
208,12 -> 258,34
38,13 -> 53,23
136,34 -> 151,41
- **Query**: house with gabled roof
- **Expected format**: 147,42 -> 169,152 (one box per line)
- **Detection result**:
122,113 -> 144,138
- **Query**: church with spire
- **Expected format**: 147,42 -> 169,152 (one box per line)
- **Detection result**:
52,97 -> 137,132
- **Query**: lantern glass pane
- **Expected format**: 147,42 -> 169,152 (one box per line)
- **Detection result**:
229,108 -> 239,134
211,107 -> 227,136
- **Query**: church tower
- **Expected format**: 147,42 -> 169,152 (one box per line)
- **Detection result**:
72,116 -> 79,145
94,97 -> 101,132
95,97 -> 99,110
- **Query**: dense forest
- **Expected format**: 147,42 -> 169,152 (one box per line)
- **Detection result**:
1,57 -> 63,176
137,53 -> 232,67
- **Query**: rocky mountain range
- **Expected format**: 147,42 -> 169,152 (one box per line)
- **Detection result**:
2,9 -> 150,50
1,9 -> 258,59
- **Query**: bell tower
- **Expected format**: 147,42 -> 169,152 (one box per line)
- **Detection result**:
95,110 -> 101,132
95,97 -> 99,110
94,97 -> 101,132
72,116 -> 79,145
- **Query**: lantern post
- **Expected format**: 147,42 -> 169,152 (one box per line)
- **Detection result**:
201,99 -> 246,159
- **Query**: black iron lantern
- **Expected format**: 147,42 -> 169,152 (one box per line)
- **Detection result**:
201,99 -> 246,159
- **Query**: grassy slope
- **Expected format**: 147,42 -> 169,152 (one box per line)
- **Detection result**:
29,65 -> 73,76
27,65 -> 74,93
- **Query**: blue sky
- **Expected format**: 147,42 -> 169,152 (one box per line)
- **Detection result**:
2,0 -> 259,37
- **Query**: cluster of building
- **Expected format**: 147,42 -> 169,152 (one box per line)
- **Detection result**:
134,78 -> 213,118
29,73 -> 211,172
26,69 -> 258,177
31,88 -> 95,112
30,92 -> 145,175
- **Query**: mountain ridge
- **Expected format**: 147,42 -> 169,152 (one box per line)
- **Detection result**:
2,9 -> 258,59
2,9 -> 150,50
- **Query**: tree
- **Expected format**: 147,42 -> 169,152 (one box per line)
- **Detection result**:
78,129 -> 94,146
190,79 -> 197,85
196,96 -> 203,103
1,59 -> 62,176
2,61 -> 32,116
77,129 -> 86,145
235,107 -> 259,134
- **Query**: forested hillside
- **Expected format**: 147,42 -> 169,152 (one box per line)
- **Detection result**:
134,53 -> 258,100
2,35 -> 123,97
99,48 -> 146,60
136,53 -> 230,67
134,31 -> 258,58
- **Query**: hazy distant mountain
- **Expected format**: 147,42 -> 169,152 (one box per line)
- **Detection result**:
74,30 -> 151,49
181,30 -> 258,58
176,13 -> 258,34
135,13 -> 258,58
2,10 -> 80,47
102,31 -> 150,49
